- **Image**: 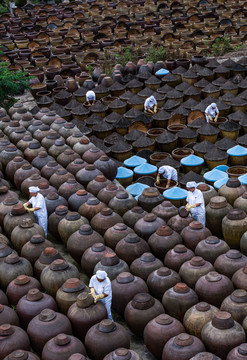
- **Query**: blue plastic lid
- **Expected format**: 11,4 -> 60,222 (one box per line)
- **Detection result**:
239,173 -> 247,185
134,163 -> 157,175
124,155 -> 147,168
126,183 -> 149,197
227,145 -> 247,157
116,167 -> 133,179
214,177 -> 229,190
163,186 -> 188,200
155,68 -> 170,76
204,169 -> 228,182
215,165 -> 229,172
181,154 -> 204,166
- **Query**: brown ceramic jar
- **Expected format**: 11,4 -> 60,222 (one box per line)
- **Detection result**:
14,163 -> 39,190
56,278 -> 88,315
0,324 -> 30,360
130,252 -> 163,281
5,156 -> 28,182
179,257 -> 214,289
195,236 -> 230,264
79,198 -> 107,221
68,190 -> 92,212
0,304 -> 19,326
219,178 -> 246,206
162,333 -> 205,360
164,245 -> 194,272
147,267 -> 181,302
21,234 -> 52,265
76,164 -> 103,188
115,233 -> 150,266
180,222 -> 212,251
34,247 -> 63,280
6,275 -> 42,306
56,149 -> 80,168
3,350 -> 39,360
45,192 -> 68,216
66,159 -> 88,176
232,265 -> 247,291
152,201 -> 179,222
97,184 -> 121,205
94,253 -> 129,281
49,169 -> 75,190
81,243 -> 115,277
91,208 -> 123,236
104,223 -> 134,250
87,176 -> 111,197
221,289 -> 247,324
58,212 -> 89,246
41,160 -> 62,180
222,209 -> 247,249
227,344 -> 247,360
103,348 -> 141,360
48,205 -> 68,238
42,334 -> 87,360
109,191 -> 137,217
138,187 -> 164,212
214,250 -> 247,279
58,179 -> 83,201
206,196 -> 233,238
167,208 -> 194,234
122,206 -> 147,229
134,214 -> 166,241
148,226 -> 182,260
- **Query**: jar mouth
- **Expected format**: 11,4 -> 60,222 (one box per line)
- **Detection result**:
212,311 -> 234,330
117,272 -> 134,284
174,283 -> 189,293
205,236 -> 220,245
155,314 -> 173,325
205,271 -> 222,282
50,259 -> 69,271
195,302 -> 210,312
174,333 -> 193,347
157,267 -> 171,277
112,349 -> 131,360
39,309 -> 56,322
62,278 -> 85,293
98,319 -> 116,333
92,243 -> 106,252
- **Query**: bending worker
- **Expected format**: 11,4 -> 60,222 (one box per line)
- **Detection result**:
185,181 -> 205,226
89,270 -> 112,320
24,186 -> 48,237
144,95 -> 157,114
156,165 -> 178,189
205,102 -> 219,123
86,90 -> 96,106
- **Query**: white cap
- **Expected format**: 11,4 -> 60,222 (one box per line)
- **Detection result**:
86,90 -> 95,97
29,186 -> 39,193
186,182 -> 196,188
211,103 -> 216,108
96,270 -> 107,280
159,167 -> 165,174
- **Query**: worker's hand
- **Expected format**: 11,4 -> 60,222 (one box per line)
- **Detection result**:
185,203 -> 192,211
214,114 -> 218,122
23,204 -> 28,210
26,208 -> 35,212
23,202 -> 28,207
156,176 -> 160,185
94,293 -> 104,303
190,204 -> 196,208
89,288 -> 95,297
208,116 -> 213,122
165,184 -> 169,189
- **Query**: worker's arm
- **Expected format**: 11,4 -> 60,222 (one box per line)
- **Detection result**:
153,105 -> 157,113
166,179 -> 171,188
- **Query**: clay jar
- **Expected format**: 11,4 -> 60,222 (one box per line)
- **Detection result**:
40,259 -> 80,298
97,184 -> 121,205
214,250 -> 247,278
183,302 -> 219,339
190,352 -> 221,360
31,151 -> 53,171
0,324 -> 30,360
162,283 -> 199,322
27,309 -> 72,355
152,201 -> 178,222
111,272 -> 148,316
94,253 -> 129,281
130,252 -> 163,281
0,186 -> 17,204
162,333 -> 205,360
42,334 -> 86,360
0,254 -> 33,291
5,156 -> 28,183
81,243 -> 115,277
56,278 -> 88,314
85,319 -> 130,360
109,191 -> 137,217
0,244 -> 14,263
3,350 -> 40,360
164,245 -> 194,272
0,304 -> 19,326
6,275 -> 42,306
134,214 -> 166,241
0,289 -> 8,306
122,206 -> 147,229
58,212 -> 89,246
49,169 -> 75,190
147,267 -> 181,302
103,349 -> 142,360
68,190 -> 93,212
79,198 -> 107,221
45,192 -> 68,217
148,226 -> 182,260
195,271 -> 234,308
41,161 -> 62,180
14,163 -> 39,189
232,265 -> 247,291
57,149 -> 80,168
91,208 -> 123,236
222,209 -> 247,249
48,205 -> 68,238
219,178 -> 246,206
0,197 -> 21,226
21,234 -> 53,265
87,176 -> 111,197
138,187 -> 164,212
167,209 -> 194,234
104,223 -> 134,250
16,289 -> 57,329
73,138 -> 94,156
227,344 -> 247,360
76,164 -> 103,188
94,155 -> 118,181
180,222 -> 212,251
195,236 -> 230,264
144,314 -> 185,360
115,233 -> 150,266
179,257 -> 214,289
67,292 -> 107,341
67,224 -> 104,264
201,311 -> 246,359
206,196 -> 232,238
82,147 -> 105,164
221,289 -> 247,324
10,218 -> 45,254
124,293 -> 164,337
58,179 -> 84,201
67,159 -> 88,177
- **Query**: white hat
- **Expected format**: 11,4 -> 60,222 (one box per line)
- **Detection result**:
159,167 -> 165,174
211,103 -> 216,108
86,90 -> 95,97
96,270 -> 107,280
186,181 -> 196,188
29,186 -> 39,193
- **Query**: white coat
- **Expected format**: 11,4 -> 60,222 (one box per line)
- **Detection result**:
89,274 -> 113,320
205,104 -> 219,123
159,165 -> 178,181
144,96 -> 157,111
186,188 -> 205,226
29,192 -> 48,237
86,91 -> 96,102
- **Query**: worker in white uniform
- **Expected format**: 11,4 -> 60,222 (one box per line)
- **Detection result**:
24,186 -> 48,237
86,90 -> 96,106
185,181 -> 205,227
205,102 -> 219,123
156,165 -> 178,188
144,95 -> 157,114
89,270 -> 112,320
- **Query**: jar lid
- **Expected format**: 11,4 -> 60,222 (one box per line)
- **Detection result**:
101,208 -> 113,216
87,198 -> 100,205
65,212 -> 81,221
43,247 -> 58,256
174,244 -> 187,253
30,173 -> 41,180
95,175 -> 107,182
85,164 -> 95,171
195,302 -> 210,312
14,275 -> 30,285
226,249 -> 242,259
20,218 -> 33,228
105,184 -> 118,191
116,272 -> 134,284
64,149 -> 74,156
68,354 -> 87,360
92,243 -> 105,252
155,314 -> 173,325
157,267 -> 171,277
56,169 -> 67,175
26,288 -> 43,301
99,155 -> 109,162
47,161 -> 57,167
39,182 -> 49,189
80,138 -> 89,144
50,259 -> 69,271
212,311 -> 234,329
101,253 -> 119,266
113,223 -> 127,231
116,191 -> 128,199
197,183 -> 210,191
230,289 -> 247,303
30,234 -> 45,244
156,226 -> 172,236
132,293 -> 155,310
112,348 -> 131,360
124,233 -> 140,244
209,196 -> 228,209
55,205 -> 68,215
76,292 -> 94,308
3,197 -> 18,206
205,236 -> 220,245
11,203 -> 25,215
54,334 -> 71,346
238,344 -> 247,356
140,252 -> 155,262
174,333 -> 193,347
0,324 -> 14,336
131,206 -> 145,214
205,272 -> 222,282
178,206 -> 189,218
144,213 -> 156,222
98,319 -> 117,333
190,256 -> 205,267
39,309 -> 56,322
5,254 -> 20,264
39,151 -> 48,158
174,283 -> 189,293
29,142 -> 40,149
62,278 -> 85,293
0,244 -> 11,258
47,192 -> 59,200
77,190 -> 88,196
6,145 -> 17,152
79,224 -> 93,235
55,139 -> 65,146
227,209 -> 246,220
66,178 -> 77,184
7,350 -> 29,360
142,187 -> 159,198
189,221 -> 203,230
